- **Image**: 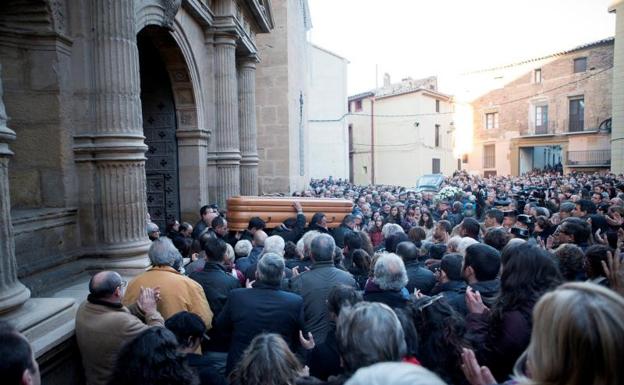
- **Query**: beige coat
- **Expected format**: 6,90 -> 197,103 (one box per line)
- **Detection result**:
122,265 -> 213,328
75,299 -> 164,385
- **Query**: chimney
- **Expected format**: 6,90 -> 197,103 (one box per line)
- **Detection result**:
383,73 -> 391,88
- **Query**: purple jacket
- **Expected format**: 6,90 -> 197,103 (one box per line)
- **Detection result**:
466,304 -> 533,383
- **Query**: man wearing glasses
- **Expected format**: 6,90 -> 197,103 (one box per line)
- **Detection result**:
75,271 -> 163,385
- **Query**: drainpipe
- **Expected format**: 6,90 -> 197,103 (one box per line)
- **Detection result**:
371,97 -> 375,185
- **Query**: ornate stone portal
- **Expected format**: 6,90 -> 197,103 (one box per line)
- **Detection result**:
0,0 -> 274,382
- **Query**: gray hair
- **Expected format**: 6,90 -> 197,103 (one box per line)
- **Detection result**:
257,253 -> 285,285
336,302 -> 406,373
560,201 -> 576,213
310,233 -> 336,262
345,362 -> 447,385
89,271 -> 122,298
225,243 -> 235,262
373,253 -> 408,291
148,238 -> 182,268
382,223 -> 404,239
263,235 -> 285,256
234,239 -> 253,258
298,230 -> 321,257
447,235 -> 462,253
458,237 -> 478,257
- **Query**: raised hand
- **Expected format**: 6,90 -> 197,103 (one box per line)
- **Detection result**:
606,211 -> 624,227
299,330 -> 315,350
461,348 -> 497,385
137,286 -> 158,316
602,250 -> 624,297
465,287 -> 487,315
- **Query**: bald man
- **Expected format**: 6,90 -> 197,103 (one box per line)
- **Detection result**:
75,271 -> 163,385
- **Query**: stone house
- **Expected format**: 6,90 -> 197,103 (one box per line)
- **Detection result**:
459,38 -> 614,176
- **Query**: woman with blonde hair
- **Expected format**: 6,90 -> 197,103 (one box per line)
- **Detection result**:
462,282 -> 624,385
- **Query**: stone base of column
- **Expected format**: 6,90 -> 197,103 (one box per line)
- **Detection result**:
0,281 -> 31,314
0,297 -> 76,358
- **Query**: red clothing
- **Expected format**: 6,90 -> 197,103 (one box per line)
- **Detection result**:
368,229 -> 384,247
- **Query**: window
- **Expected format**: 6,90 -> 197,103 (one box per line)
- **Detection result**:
432,158 -> 441,174
434,124 -> 440,147
569,97 -> 585,132
574,57 -> 587,73
535,105 -> 548,134
484,144 -> 495,169
534,68 -> 542,83
435,99 -> 440,113
354,100 -> 363,112
485,112 -> 499,130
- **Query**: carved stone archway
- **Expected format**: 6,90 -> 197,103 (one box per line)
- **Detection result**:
136,24 -> 207,223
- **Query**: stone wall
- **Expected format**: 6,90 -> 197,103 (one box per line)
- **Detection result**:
465,40 -> 614,175
255,0 -> 310,194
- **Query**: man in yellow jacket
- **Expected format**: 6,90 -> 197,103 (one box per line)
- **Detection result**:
123,238 -> 213,328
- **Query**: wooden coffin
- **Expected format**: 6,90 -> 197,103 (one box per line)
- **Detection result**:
227,196 -> 353,231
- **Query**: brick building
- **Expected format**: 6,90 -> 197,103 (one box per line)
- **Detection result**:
460,38 -> 613,176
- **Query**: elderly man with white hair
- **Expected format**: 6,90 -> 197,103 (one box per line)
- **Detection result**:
242,235 -> 288,281
363,253 -> 410,308
122,238 -> 213,327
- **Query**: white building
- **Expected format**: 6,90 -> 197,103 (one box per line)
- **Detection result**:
308,44 -> 349,180
348,76 -> 457,186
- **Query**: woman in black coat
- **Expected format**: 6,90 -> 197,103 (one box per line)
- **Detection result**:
464,243 -> 562,383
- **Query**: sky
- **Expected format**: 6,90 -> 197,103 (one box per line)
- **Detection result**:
307,0 -> 616,95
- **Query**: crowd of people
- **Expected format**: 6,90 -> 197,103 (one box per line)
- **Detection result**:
4,170 -> 624,385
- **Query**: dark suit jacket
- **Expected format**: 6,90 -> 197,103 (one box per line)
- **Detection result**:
404,260 -> 437,295
214,283 -> 305,374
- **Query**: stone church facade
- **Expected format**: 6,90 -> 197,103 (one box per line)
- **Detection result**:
0,0 -> 274,382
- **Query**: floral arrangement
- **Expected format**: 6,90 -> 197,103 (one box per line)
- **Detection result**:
434,186 -> 464,204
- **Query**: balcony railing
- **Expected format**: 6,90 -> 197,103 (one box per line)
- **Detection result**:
563,117 -> 610,133
520,121 -> 556,136
565,150 -> 611,167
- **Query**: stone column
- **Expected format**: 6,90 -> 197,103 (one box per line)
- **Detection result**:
74,0 -> 150,266
611,0 -> 624,174
238,56 -> 259,196
0,64 -> 31,313
214,33 -> 241,207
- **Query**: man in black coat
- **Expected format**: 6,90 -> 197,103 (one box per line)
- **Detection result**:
238,217 -> 266,243
192,205 -> 218,240
189,238 -> 241,374
331,215 -> 356,248
395,241 -> 436,295
290,233 -> 358,342
272,201 -> 306,244
214,253 -> 305,374
189,238 -> 241,319
431,253 -> 467,314
459,243 -> 501,313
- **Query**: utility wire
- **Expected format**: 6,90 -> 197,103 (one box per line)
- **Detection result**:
308,66 -> 612,123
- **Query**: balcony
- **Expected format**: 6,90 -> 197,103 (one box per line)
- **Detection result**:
565,150 -> 611,167
563,117 -> 611,134
520,121 -> 557,136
